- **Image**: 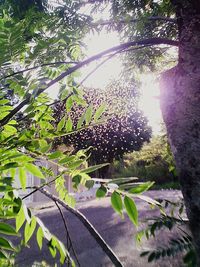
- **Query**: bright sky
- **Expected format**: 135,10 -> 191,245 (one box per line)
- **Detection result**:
80,30 -> 163,135
47,4 -> 163,135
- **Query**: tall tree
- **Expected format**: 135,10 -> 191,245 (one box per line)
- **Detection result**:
54,79 -> 151,177
160,1 -> 200,263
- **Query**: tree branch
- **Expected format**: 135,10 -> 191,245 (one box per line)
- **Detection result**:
0,61 -> 78,81
38,187 -> 124,267
54,201 -> 80,267
92,16 -> 176,27
0,37 -> 178,127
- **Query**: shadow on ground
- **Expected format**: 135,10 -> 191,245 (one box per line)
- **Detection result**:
15,190 -> 186,267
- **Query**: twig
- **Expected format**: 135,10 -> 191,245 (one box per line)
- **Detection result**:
0,61 -> 78,81
55,201 -> 81,267
92,16 -> 176,27
38,187 -> 124,267
0,37 -> 178,127
22,175 -> 61,200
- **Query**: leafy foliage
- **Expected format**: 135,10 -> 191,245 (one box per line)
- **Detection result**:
112,135 -> 178,186
0,2 -> 160,266
54,79 -> 151,177
137,199 -> 197,267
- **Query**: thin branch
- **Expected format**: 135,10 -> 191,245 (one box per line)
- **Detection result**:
38,187 -> 124,267
44,44 -> 153,107
0,37 -> 178,127
55,201 -> 81,267
0,61 -> 78,81
22,175 -> 61,200
47,48 -> 124,108
92,16 -> 176,27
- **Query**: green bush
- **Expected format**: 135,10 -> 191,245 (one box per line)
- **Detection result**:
112,136 -> 178,187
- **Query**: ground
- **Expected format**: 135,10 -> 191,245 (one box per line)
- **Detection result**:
15,190 -> 187,267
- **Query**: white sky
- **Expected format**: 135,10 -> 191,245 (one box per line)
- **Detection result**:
80,30 -> 162,135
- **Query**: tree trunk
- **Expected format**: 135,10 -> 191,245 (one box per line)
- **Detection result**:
160,0 -> 200,263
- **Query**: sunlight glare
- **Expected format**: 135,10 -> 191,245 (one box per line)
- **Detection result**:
139,74 -> 162,134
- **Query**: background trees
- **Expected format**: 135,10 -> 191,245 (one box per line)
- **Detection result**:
54,78 -> 151,177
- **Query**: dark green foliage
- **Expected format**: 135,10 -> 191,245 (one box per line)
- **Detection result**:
112,135 -> 178,186
138,199 -> 197,267
54,79 -> 151,177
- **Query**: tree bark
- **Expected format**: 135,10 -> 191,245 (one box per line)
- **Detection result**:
160,0 -> 200,263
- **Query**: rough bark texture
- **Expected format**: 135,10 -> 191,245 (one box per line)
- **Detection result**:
160,0 -> 200,263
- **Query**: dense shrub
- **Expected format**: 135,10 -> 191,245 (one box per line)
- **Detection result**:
112,136 -> 178,187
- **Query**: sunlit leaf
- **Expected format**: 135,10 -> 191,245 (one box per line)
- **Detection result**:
96,186 -> 107,198
24,217 -> 37,244
19,167 -> 27,190
85,104 -> 93,125
16,205 -> 25,232
65,117 -> 73,132
129,182 -> 154,194
57,117 -> 65,132
111,191 -> 123,215
36,227 -> 43,250
124,196 -> 138,226
25,163 -> 45,179
94,103 -> 107,122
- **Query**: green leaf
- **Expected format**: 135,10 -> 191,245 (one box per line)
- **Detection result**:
59,155 -> 76,164
96,186 -> 107,198
129,182 -> 154,194
19,167 -> 27,190
67,159 -> 84,169
0,223 -> 19,236
25,163 -> 44,179
16,205 -> 25,232
3,125 -> 17,135
65,96 -> 73,112
36,218 -> 51,241
48,151 -> 63,160
0,237 -> 16,251
80,163 -> 109,174
56,239 -> 67,264
148,252 -> 156,262
0,250 -> 8,259
124,196 -> 138,226
111,191 -> 123,215
94,103 -> 107,122
39,140 -> 52,153
0,99 -> 9,105
140,251 -> 150,257
48,238 -> 57,258
85,104 -> 93,125
85,180 -> 94,189
65,117 -> 73,132
136,194 -> 160,206
36,227 -> 43,250
57,117 -> 65,132
77,113 -> 85,129
24,217 -> 37,244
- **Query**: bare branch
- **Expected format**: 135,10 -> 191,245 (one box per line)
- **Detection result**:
0,37 -> 178,127
92,16 -> 176,27
0,61 -> 78,81
55,201 -> 80,267
38,187 -> 124,267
